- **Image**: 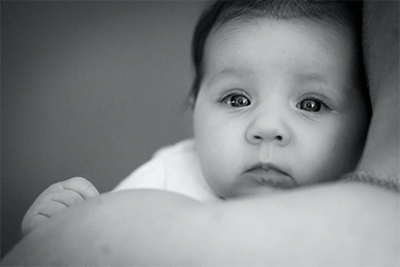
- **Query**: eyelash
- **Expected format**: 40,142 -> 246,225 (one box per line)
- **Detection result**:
218,92 -> 330,112
296,95 -> 330,112
219,91 -> 251,108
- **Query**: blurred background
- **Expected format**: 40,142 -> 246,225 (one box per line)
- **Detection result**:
1,1 -> 207,257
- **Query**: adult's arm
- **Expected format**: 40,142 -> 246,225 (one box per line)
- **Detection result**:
2,1 -> 399,265
2,184 -> 398,266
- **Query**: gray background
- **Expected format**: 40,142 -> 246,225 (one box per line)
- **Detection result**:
1,1 -> 206,257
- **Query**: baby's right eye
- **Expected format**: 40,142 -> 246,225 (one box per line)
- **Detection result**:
221,94 -> 251,107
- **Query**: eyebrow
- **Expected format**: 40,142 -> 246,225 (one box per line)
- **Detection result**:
294,73 -> 328,84
206,68 -> 253,86
295,73 -> 346,103
207,70 -> 328,88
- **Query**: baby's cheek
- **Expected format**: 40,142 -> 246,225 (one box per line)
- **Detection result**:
197,150 -> 222,187
294,142 -> 341,185
199,149 -> 239,198
201,164 -> 226,197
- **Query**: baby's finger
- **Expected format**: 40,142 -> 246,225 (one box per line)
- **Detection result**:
60,177 -> 100,199
22,200 -> 67,236
35,200 -> 72,216
44,189 -> 88,207
25,200 -> 68,220
22,183 -> 66,220
22,213 -> 49,236
31,184 -> 82,206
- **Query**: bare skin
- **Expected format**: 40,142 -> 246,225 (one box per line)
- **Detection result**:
2,1 -> 399,266
22,177 -> 99,236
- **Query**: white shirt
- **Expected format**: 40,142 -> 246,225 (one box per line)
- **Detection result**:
113,139 -> 220,202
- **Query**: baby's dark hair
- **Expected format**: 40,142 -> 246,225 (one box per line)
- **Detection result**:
189,0 -> 366,104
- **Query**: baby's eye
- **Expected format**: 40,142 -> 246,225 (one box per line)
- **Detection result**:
297,98 -> 327,112
222,94 -> 251,107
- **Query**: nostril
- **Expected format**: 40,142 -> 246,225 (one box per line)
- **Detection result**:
254,135 -> 263,140
252,135 -> 283,142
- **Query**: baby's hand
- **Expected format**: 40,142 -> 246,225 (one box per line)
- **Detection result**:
22,177 -> 99,236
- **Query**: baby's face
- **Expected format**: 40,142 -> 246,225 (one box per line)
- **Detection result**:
193,18 -> 370,198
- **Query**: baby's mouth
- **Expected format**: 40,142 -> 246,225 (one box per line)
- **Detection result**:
242,163 -> 297,189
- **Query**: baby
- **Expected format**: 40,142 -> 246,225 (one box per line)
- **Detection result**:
22,0 -> 371,235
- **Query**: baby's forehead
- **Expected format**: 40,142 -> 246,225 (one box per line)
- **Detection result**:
206,16 -> 357,59
202,17 -> 361,93
209,1 -> 359,32
212,14 -> 352,37
190,1 -> 363,100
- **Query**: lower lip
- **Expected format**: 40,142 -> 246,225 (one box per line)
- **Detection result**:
241,169 -> 296,189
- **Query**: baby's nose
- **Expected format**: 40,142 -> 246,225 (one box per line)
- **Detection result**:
245,110 -> 291,146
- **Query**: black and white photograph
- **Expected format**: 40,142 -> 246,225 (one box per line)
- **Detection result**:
2,1 -> 399,265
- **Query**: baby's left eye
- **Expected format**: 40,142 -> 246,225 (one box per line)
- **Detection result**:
297,98 -> 327,112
